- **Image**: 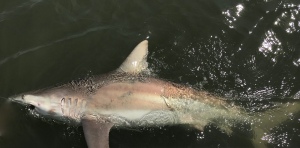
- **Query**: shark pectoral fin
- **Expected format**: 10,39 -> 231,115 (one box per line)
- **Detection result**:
118,40 -> 149,74
82,118 -> 114,148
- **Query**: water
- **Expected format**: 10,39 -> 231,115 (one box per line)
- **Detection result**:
0,0 -> 300,147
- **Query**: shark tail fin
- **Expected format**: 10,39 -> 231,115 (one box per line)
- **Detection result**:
251,101 -> 300,147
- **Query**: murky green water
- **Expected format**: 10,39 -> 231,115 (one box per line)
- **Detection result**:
0,0 -> 300,147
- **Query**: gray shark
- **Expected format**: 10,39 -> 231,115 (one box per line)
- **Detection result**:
9,40 -> 300,148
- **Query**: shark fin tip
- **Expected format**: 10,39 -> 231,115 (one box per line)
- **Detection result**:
118,40 -> 149,74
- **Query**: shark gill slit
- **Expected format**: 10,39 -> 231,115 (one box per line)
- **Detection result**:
61,98 -> 65,115
68,98 -> 71,107
74,98 -> 87,119
61,97 -> 86,118
80,99 -> 87,118
67,98 -> 72,116
74,98 -> 78,118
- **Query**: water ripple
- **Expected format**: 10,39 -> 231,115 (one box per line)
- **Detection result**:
0,25 -> 113,67
0,0 -> 43,23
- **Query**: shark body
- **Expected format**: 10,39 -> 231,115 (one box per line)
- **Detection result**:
10,40 -> 300,148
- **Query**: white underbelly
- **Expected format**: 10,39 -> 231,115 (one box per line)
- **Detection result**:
100,109 -> 152,120
98,109 -> 179,126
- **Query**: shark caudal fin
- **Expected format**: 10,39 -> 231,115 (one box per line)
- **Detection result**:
251,101 -> 300,147
118,40 -> 149,74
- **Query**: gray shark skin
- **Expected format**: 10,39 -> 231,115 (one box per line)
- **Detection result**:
9,40 -> 300,148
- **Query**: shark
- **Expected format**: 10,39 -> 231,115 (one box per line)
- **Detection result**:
9,40 -> 300,148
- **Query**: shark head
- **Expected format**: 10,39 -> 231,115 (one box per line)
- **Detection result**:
10,85 -> 84,121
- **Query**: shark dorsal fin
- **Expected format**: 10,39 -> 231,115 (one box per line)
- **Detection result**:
118,40 -> 149,74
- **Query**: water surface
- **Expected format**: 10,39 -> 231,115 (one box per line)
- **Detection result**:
0,0 -> 300,147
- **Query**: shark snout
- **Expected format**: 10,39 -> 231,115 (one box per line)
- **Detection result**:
9,95 -> 25,104
9,95 -> 37,110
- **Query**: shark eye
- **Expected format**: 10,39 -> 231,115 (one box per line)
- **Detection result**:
28,104 -> 35,110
